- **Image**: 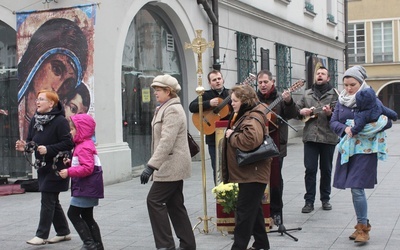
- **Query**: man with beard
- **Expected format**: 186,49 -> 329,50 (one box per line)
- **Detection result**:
256,70 -> 297,226
297,66 -> 338,213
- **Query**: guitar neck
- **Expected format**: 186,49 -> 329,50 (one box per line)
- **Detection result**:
213,96 -> 231,114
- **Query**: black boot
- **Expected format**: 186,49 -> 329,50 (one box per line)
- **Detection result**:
73,221 -> 97,250
89,222 -> 104,250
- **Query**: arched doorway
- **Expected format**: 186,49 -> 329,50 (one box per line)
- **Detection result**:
378,81 -> 400,116
121,5 -> 185,169
0,20 -> 26,178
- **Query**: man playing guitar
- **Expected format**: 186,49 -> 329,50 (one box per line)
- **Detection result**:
189,69 -> 231,185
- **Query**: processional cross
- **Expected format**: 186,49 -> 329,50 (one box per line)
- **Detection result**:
185,30 -> 214,234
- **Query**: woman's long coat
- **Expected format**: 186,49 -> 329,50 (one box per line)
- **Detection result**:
148,97 -> 191,182
330,102 -> 378,189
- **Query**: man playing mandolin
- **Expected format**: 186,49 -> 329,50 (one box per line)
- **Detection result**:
189,69 -> 231,185
256,69 -> 298,227
296,66 -> 339,214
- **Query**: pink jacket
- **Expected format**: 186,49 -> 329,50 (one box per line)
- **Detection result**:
68,114 -> 104,198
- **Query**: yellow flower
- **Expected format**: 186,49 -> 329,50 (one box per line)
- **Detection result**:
212,182 -> 239,214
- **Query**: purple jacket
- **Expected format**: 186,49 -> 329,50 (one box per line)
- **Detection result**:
68,114 -> 104,198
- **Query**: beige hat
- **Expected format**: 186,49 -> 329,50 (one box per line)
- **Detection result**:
151,74 -> 181,92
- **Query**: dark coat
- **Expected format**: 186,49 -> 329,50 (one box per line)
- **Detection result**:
257,89 -> 297,157
221,104 -> 272,185
330,102 -> 383,189
352,87 -> 398,135
27,102 -> 74,192
189,88 -> 231,145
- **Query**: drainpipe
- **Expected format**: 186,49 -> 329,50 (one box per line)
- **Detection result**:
197,0 -> 220,70
344,0 -> 349,70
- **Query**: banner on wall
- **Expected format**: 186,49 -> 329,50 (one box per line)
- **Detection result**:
16,4 -> 96,140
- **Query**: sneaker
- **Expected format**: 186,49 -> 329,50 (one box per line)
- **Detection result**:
272,214 -> 282,226
47,234 -> 71,244
322,201 -> 332,210
301,203 -> 314,213
26,236 -> 47,245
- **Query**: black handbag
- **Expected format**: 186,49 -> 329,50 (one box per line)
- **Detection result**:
188,132 -> 200,157
236,134 -> 279,167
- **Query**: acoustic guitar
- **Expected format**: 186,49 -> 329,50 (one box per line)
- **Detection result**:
260,79 -> 305,123
301,100 -> 337,122
192,74 -> 256,135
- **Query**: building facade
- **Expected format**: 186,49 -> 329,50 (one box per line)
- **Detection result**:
348,0 -> 400,113
0,0 -> 345,184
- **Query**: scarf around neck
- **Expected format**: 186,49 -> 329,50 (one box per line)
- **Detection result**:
338,81 -> 370,108
33,113 -> 55,131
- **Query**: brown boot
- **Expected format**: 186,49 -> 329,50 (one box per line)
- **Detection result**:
354,223 -> 370,242
349,221 -> 371,240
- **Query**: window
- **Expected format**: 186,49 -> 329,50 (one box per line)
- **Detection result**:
275,43 -> 291,91
326,0 -> 335,23
121,6 -> 184,168
260,48 -> 270,71
0,21 -> 26,178
236,32 -> 257,83
373,21 -> 393,63
348,23 -> 365,64
328,57 -> 338,88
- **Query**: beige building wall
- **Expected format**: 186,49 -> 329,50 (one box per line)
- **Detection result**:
348,0 -> 400,114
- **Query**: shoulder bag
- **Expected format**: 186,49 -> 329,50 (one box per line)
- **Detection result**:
188,132 -> 200,157
235,115 -> 279,167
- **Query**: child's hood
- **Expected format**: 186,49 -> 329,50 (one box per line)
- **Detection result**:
71,114 -> 95,143
356,87 -> 377,111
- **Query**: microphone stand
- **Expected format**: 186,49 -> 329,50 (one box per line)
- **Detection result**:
259,103 -> 302,241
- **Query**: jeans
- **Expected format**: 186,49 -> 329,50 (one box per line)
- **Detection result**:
351,188 -> 368,225
208,144 -> 217,185
303,142 -> 335,204
36,192 -> 70,239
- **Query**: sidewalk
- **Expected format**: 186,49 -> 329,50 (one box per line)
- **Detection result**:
1,124 -> 400,249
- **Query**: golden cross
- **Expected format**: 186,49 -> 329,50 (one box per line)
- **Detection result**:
184,30 -> 215,234
185,30 -> 214,77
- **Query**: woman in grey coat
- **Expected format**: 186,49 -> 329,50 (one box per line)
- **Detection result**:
140,74 -> 196,250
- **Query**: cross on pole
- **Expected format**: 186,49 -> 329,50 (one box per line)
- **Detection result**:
185,30 -> 214,234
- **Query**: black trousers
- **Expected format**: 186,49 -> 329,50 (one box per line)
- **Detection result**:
232,182 -> 269,250
303,142 -> 336,204
147,181 -> 196,250
269,157 -> 284,218
36,191 -> 70,239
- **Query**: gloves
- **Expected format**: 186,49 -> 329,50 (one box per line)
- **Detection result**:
140,166 -> 154,184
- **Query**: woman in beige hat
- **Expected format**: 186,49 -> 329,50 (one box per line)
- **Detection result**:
140,74 -> 196,250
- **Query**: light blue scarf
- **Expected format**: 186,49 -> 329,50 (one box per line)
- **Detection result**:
338,115 -> 388,165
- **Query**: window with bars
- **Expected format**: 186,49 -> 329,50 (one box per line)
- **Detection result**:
328,57 -> 338,88
348,23 -> 365,64
373,21 -> 393,63
275,43 -> 291,91
236,32 -> 257,83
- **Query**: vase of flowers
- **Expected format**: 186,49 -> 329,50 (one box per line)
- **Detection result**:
212,182 -> 238,233
212,182 -> 239,214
